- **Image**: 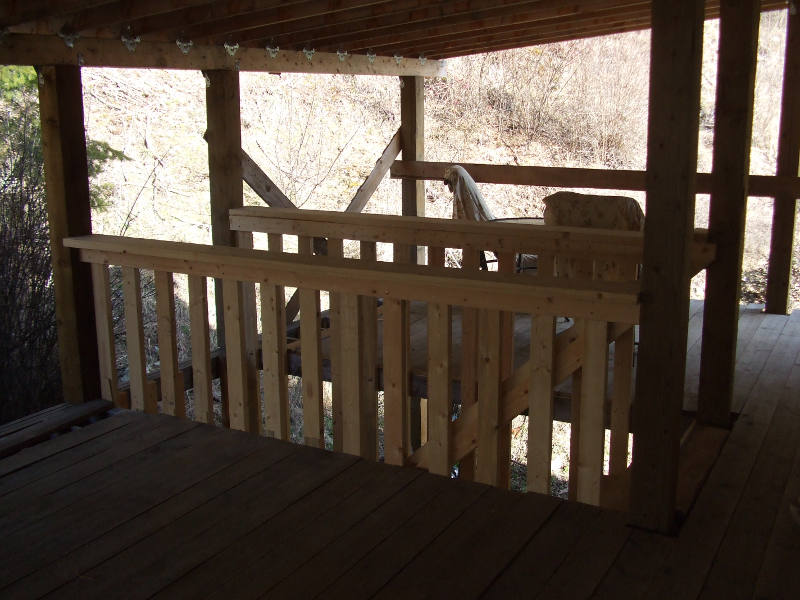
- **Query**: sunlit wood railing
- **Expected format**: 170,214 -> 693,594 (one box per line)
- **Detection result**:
66,213 -> 714,508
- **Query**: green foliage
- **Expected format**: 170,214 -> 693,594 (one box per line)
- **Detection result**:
0,66 -> 37,98
0,66 -> 127,423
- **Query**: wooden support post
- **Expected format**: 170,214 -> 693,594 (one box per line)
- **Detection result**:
400,75 -> 425,265
37,65 -> 100,404
766,9 -> 800,314
630,0 -> 704,534
205,69 -> 258,425
698,0 -> 760,428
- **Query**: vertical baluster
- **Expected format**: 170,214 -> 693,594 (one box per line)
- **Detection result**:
91,263 -> 122,407
122,266 -> 155,413
576,320 -> 609,505
528,315 -> 556,494
568,366 -> 583,501
497,251 -> 516,489
340,292 -> 362,455
608,326 -> 634,492
261,233 -> 289,439
223,277 -> 255,432
155,271 -> 184,417
383,242 -> 409,466
359,241 -> 378,460
604,259 -> 638,504
298,235 -> 324,448
328,238 -> 344,451
458,247 -> 480,480
188,275 -> 214,424
427,291 -> 451,477
476,308 -> 503,485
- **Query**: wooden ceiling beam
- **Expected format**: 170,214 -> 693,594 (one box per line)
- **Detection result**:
0,33 -> 445,75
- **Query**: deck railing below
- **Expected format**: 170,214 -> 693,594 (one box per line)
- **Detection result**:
66,214 -> 712,509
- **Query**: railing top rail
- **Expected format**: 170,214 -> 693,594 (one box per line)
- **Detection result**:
229,207 -> 715,267
65,234 -> 640,323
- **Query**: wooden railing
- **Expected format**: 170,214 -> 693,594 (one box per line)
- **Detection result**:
66,212 -> 714,508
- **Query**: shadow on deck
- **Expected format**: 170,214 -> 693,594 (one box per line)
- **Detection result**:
0,303 -> 798,599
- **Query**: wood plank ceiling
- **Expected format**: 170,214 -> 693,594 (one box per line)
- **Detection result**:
0,0 -> 789,61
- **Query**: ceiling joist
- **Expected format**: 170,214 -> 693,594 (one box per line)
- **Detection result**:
0,0 -> 790,64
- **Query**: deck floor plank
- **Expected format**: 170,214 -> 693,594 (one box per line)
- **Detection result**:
0,421 -> 264,589
0,414 -> 197,533
51,445 -> 357,600
1,435 -> 301,599
320,480 -> 489,599
266,472 -> 456,599
753,362 -> 800,600
0,400 -> 112,459
593,310 -> 800,599
482,501 -> 602,599
0,411 -> 137,487
373,488 -> 561,599
700,313 -> 800,599
202,460 -> 424,599
154,457 -> 400,599
537,508 -> 632,599
0,304 -> 796,600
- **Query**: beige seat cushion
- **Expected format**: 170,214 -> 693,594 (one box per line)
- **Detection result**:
543,191 -> 643,231
542,191 -> 643,280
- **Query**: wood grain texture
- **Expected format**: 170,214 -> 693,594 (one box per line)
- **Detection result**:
37,65 -> 99,404
630,0 -> 704,533
91,263 -> 120,406
766,9 -> 800,314
698,0 -> 760,427
298,236 -> 324,448
261,234 -> 289,440
528,315 -> 556,494
155,271 -> 184,418
188,275 -> 213,424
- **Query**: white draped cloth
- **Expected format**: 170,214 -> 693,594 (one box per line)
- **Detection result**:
445,165 -> 495,222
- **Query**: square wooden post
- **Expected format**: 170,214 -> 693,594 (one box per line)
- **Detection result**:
37,65 -> 100,404
205,69 -> 259,431
765,9 -> 800,315
400,75 -> 425,265
630,0 -> 704,534
698,0 -> 761,428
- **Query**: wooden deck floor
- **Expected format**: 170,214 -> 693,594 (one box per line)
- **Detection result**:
1,305 -> 798,599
